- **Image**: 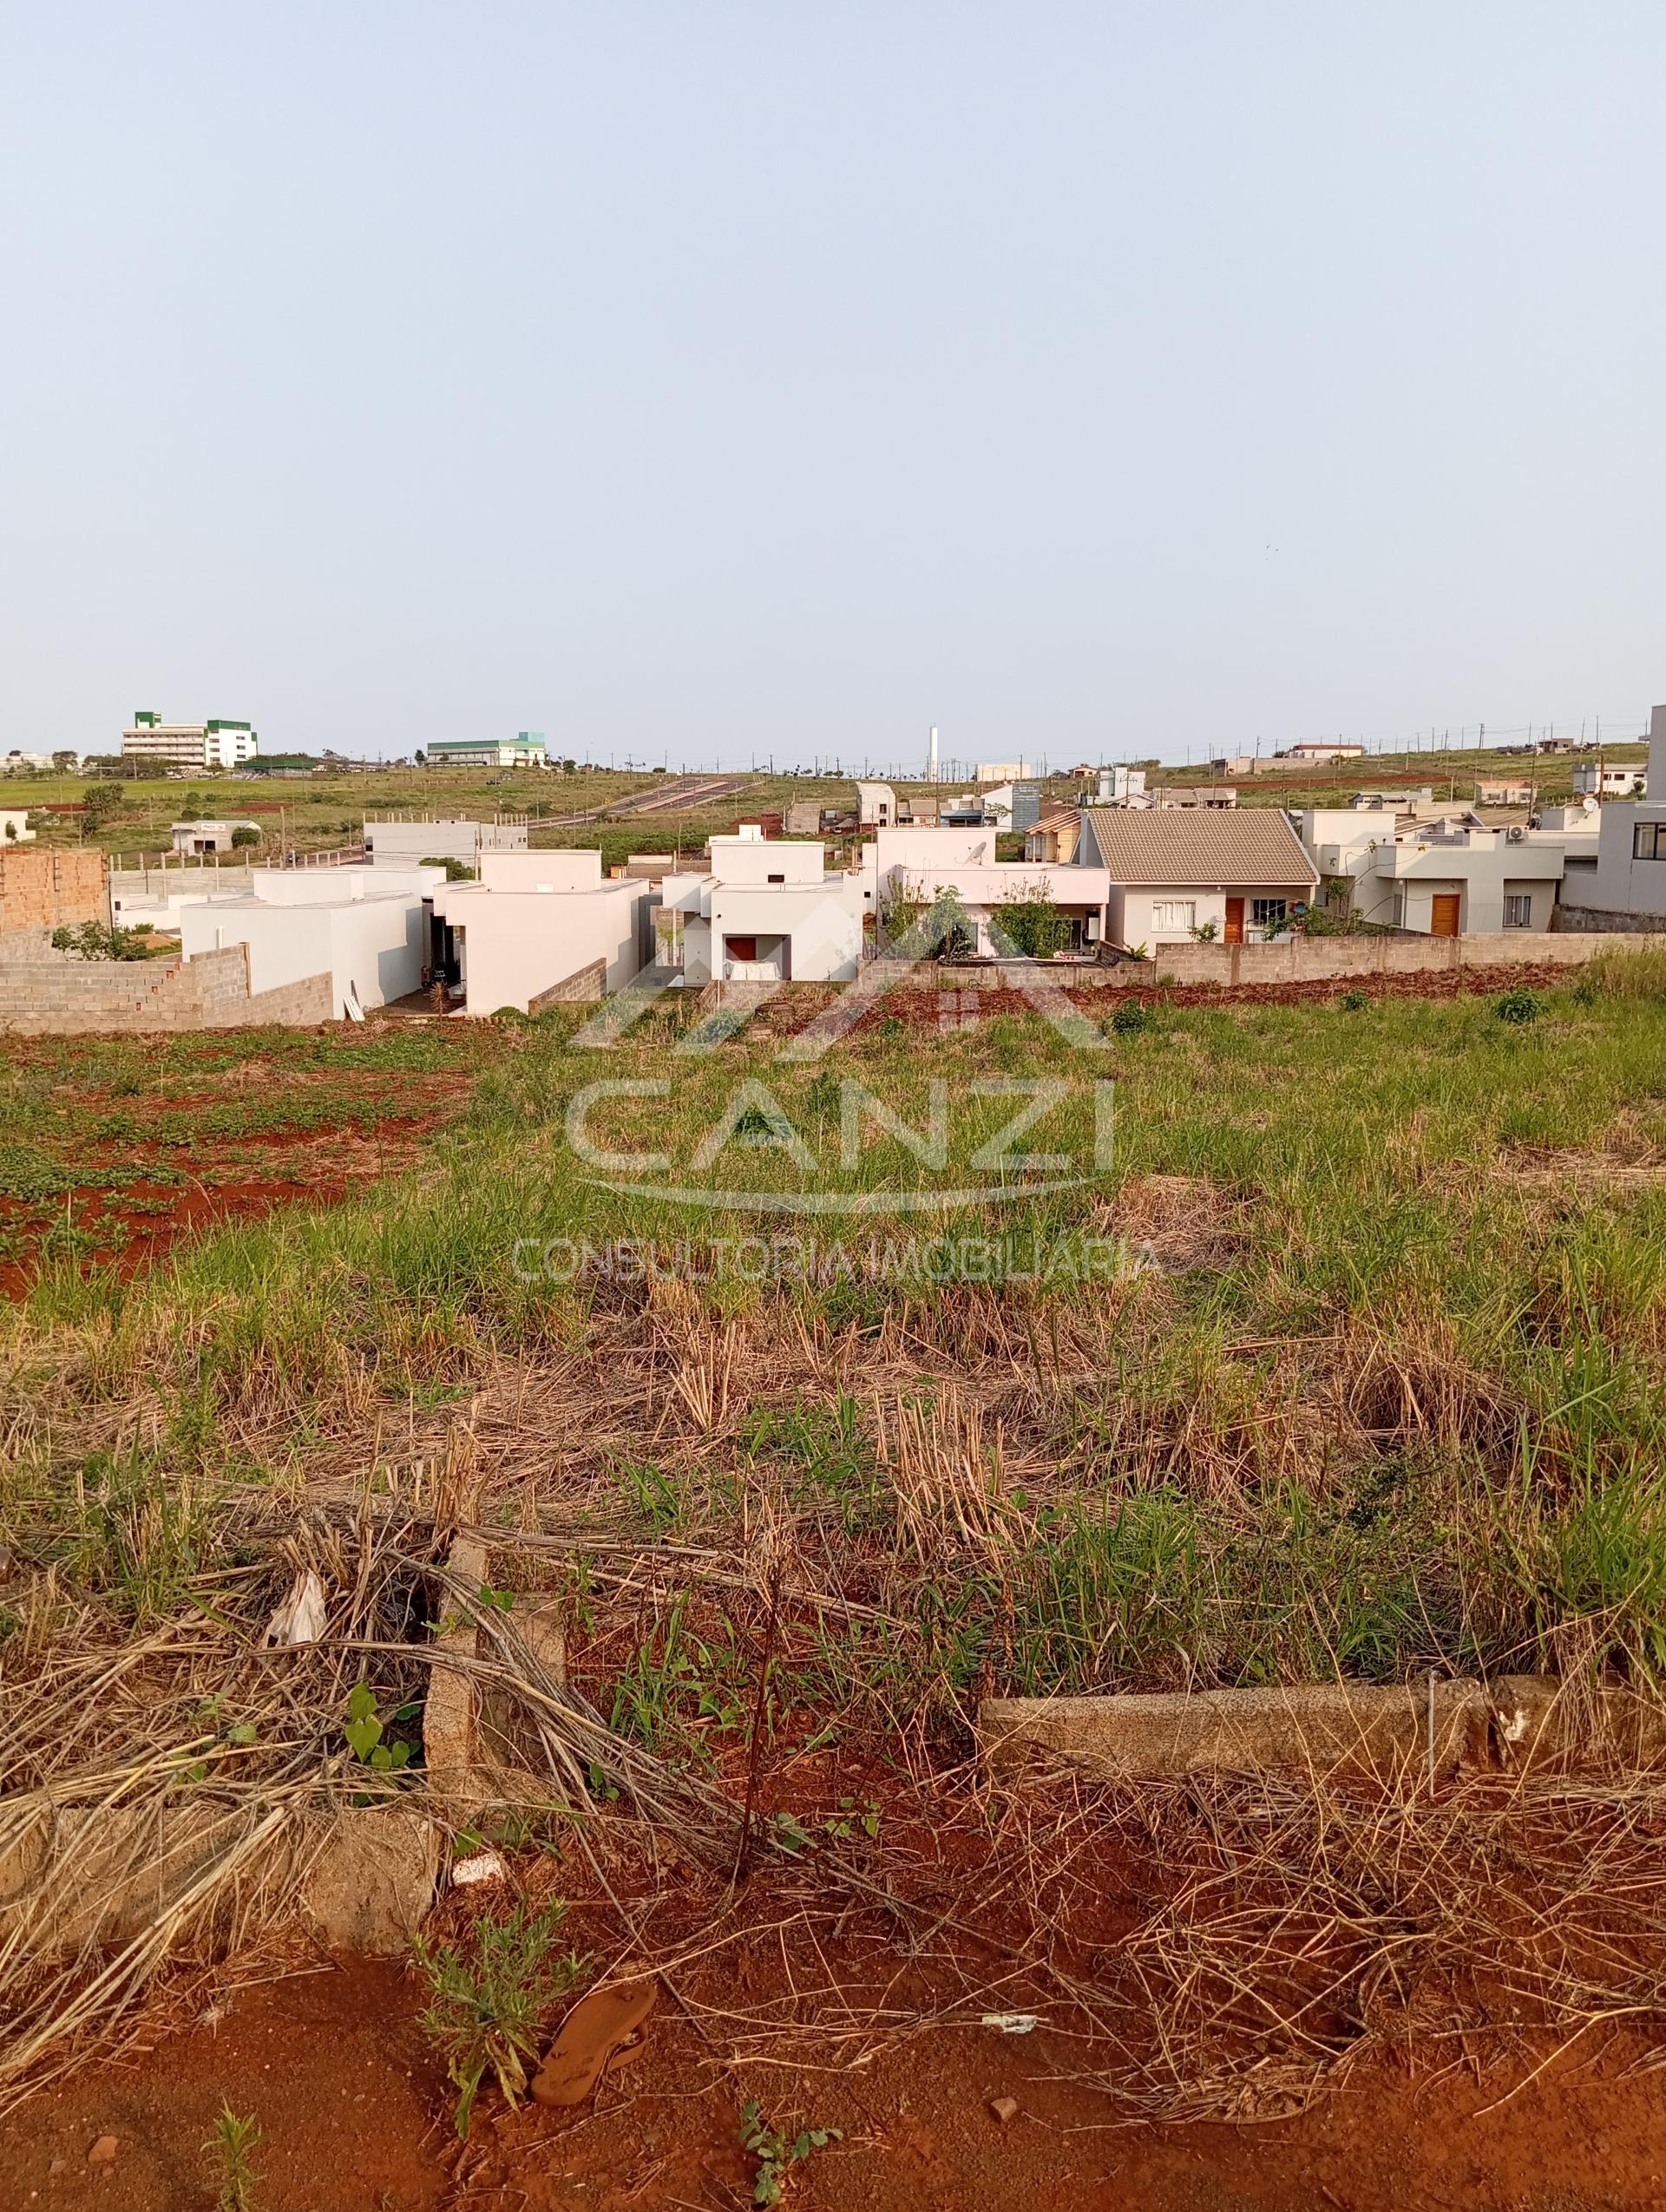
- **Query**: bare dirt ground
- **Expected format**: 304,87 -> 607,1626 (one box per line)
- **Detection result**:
5,1948 -> 1663,2212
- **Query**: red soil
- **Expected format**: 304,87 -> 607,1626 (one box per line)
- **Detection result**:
3,1946 -> 1661,2210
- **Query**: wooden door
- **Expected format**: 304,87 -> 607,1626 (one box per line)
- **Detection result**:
1223,897 -> 1244,945
1431,894 -> 1460,938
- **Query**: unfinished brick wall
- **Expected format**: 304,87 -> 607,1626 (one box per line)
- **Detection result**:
0,946 -> 333,1034
0,847 -> 109,933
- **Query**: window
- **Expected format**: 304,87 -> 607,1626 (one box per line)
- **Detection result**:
1150,900 -> 1196,932
1251,898 -> 1288,926
767,873 -> 784,884
1634,823 -> 1666,861
1503,893 -> 1532,929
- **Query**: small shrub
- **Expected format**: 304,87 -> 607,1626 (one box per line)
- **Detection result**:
1109,998 -> 1150,1037
1493,987 -> 1541,1025
1339,988 -> 1369,1012
49,920 -> 153,962
739,2099 -> 842,2205
206,2105 -> 263,2212
416,1903 -> 586,2137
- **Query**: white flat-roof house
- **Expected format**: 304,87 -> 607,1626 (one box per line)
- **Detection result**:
177,866 -> 446,1016
664,832 -> 867,985
1572,761 -> 1647,798
1074,808 -> 1319,947
867,824 -> 1112,955
2,809 -> 36,844
1296,807 -> 1592,934
430,850 -> 652,1013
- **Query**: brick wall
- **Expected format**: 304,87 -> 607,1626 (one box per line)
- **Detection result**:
0,847 -> 109,933
0,946 -> 333,1034
528,958 -> 606,1010
929,931 -> 1643,991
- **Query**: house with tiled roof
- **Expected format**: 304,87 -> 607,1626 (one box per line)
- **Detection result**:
1075,808 -> 1320,947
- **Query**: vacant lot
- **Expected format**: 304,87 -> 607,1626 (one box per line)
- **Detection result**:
4,952 -> 1666,2204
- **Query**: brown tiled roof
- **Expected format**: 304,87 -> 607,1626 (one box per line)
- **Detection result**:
1082,807 -> 1317,887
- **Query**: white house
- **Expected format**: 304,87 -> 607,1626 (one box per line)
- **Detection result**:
1572,762 -> 1646,798
430,849 -> 653,1013
178,866 -> 446,1016
1,809 -> 36,844
663,832 -> 867,985
867,824 -> 1111,956
855,782 -> 898,828
1297,808 -> 1591,934
1074,808 -> 1319,947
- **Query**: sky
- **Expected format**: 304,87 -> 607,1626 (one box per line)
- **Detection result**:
1,3 -> 1662,772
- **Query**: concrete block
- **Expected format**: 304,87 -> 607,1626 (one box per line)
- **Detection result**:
981,1680 -> 1493,1781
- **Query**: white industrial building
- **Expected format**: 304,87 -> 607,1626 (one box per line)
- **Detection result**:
121,715 -> 259,772
430,850 -> 652,1013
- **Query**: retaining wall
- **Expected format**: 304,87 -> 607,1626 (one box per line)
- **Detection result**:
0,945 -> 333,1033
0,847 -> 108,933
932,930 -> 1651,991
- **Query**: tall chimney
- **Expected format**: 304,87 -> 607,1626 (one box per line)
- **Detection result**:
928,724 -> 939,782
1650,704 -> 1666,800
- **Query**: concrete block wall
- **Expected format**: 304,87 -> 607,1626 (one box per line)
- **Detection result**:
935,931 -> 1643,991
0,945 -> 332,1034
528,959 -> 607,1011
1554,905 -> 1666,936
0,847 -> 109,933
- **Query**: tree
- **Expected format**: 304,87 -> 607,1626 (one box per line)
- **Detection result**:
993,896 -> 1072,959
3,819 -> 16,841
51,750 -> 78,772
230,825 -> 261,848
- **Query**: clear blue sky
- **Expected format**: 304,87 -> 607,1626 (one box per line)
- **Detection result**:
2,3 -> 1661,769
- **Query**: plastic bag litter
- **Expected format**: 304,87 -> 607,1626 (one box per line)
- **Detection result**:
263,1567 -> 327,1647
981,2013 -> 1040,2034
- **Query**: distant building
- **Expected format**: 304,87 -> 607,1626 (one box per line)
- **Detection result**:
1284,742 -> 1367,762
1,808 -> 36,844
974,761 -> 1033,785
855,781 -> 897,828
122,714 -> 259,773
1572,762 -> 1646,798
364,815 -> 529,867
427,735 -> 549,769
1094,767 -> 1146,804
1152,785 -> 1237,810
980,781 -> 1041,831
1475,778 -> 1538,808
170,818 -> 261,855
